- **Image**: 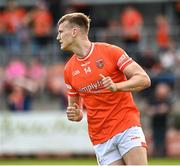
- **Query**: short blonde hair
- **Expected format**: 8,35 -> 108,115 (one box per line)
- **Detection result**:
58,12 -> 91,33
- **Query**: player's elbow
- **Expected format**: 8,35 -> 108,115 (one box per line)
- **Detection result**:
143,74 -> 151,89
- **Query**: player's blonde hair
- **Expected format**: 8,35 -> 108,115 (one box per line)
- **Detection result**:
58,12 -> 91,33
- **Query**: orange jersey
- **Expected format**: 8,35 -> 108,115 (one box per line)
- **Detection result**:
3,8 -> 26,33
64,42 -> 141,145
33,10 -> 52,36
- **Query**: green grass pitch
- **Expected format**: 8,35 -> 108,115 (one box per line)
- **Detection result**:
0,157 -> 180,165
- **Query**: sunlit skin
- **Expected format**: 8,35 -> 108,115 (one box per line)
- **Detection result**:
57,21 -> 74,51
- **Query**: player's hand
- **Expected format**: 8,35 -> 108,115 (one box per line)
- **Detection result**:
100,74 -> 117,92
67,103 -> 83,122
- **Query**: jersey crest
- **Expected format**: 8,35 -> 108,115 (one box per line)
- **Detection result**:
96,59 -> 104,69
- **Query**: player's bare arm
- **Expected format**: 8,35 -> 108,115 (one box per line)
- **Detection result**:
67,95 -> 83,122
101,61 -> 151,92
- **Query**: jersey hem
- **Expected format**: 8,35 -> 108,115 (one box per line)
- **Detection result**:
91,123 -> 141,145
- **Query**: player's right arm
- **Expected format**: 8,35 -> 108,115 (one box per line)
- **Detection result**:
64,65 -> 83,122
67,95 -> 83,122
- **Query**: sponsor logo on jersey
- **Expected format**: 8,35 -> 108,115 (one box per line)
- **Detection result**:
96,59 -> 104,69
79,80 -> 103,93
81,61 -> 90,67
72,70 -> 80,76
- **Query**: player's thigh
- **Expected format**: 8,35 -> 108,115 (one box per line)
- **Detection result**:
116,126 -> 147,165
123,146 -> 148,165
109,158 -> 125,165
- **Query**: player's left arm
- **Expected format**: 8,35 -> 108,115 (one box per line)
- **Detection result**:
101,61 -> 151,92
118,61 -> 151,91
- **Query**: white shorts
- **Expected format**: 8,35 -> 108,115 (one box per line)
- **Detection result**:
93,126 -> 147,165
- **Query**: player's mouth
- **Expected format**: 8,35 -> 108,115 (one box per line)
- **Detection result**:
60,42 -> 64,49
59,41 -> 63,45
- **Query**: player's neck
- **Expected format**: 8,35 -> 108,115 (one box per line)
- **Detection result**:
72,39 -> 92,59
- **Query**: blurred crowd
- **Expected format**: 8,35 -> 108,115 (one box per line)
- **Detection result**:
0,0 -> 67,111
0,0 -> 180,157
0,1 -> 179,103
0,0 -> 179,108
0,57 -> 67,111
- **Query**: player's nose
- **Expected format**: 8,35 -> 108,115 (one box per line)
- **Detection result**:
56,34 -> 60,40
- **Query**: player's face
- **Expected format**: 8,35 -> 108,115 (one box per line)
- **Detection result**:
57,21 -> 74,51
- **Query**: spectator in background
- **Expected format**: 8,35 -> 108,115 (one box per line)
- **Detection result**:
5,58 -> 27,82
102,19 -> 121,46
0,9 -> 5,48
48,0 -> 64,26
173,47 -> 180,97
174,1 -> 180,28
151,41 -> 176,93
3,0 -> 27,55
4,58 -> 27,111
46,63 -> 67,110
27,58 -> 47,92
24,0 -> 53,57
7,82 -> 31,111
147,83 -> 173,157
156,15 -> 171,52
158,42 -> 176,73
120,6 -> 143,60
0,67 -> 5,110
4,58 -> 37,111
0,67 -> 5,95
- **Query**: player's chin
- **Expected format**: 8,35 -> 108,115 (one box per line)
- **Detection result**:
61,45 -> 68,51
60,45 -> 65,50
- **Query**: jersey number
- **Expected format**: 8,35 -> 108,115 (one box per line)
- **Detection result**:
84,66 -> 91,74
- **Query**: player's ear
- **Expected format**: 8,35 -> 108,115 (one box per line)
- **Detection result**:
72,28 -> 78,37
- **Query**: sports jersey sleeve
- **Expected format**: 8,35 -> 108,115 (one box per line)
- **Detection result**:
64,67 -> 79,96
110,45 -> 133,72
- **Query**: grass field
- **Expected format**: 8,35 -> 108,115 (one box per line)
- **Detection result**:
0,157 -> 180,165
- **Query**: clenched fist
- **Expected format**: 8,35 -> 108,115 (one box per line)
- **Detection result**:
67,103 -> 83,122
100,74 -> 117,92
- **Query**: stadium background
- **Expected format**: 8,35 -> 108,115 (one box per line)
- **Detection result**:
0,0 -> 180,165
